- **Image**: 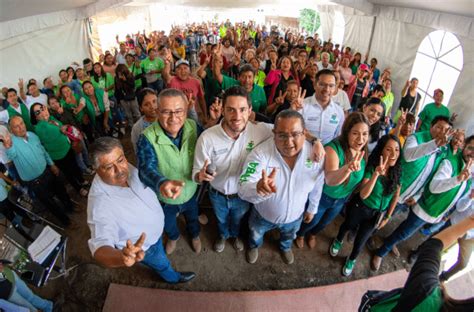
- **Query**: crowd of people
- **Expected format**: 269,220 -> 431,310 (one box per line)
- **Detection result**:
0,19 -> 472,311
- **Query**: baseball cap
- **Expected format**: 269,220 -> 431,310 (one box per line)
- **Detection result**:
433,88 -> 444,95
359,64 -> 369,71
176,59 -> 190,67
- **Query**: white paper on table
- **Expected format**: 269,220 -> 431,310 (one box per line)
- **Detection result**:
27,225 -> 61,263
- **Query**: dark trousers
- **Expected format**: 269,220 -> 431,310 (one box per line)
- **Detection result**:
336,197 -> 380,260
54,148 -> 84,191
26,169 -> 73,225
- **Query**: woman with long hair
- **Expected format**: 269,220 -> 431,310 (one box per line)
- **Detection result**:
30,103 -> 89,197
361,97 -> 386,152
115,64 -> 141,127
296,112 -> 370,248
264,55 -> 299,106
82,81 -> 111,138
349,52 -> 362,75
59,85 -> 94,140
330,134 -> 402,276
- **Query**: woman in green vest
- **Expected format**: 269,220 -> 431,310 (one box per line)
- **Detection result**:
59,85 -> 94,140
296,112 -> 370,248
329,134 -> 402,276
30,103 -> 88,197
82,81 -> 111,138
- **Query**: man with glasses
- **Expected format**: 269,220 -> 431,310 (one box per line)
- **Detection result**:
238,110 -> 324,264
136,89 -> 218,255
291,69 -> 344,144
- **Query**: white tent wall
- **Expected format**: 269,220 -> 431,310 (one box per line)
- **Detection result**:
0,20 -> 90,89
320,4 -> 474,135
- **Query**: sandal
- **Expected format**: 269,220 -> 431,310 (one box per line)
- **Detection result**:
80,188 -> 89,197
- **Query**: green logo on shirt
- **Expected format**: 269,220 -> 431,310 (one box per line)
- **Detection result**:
240,161 -> 259,183
330,113 -> 338,124
246,141 -> 255,151
305,158 -> 313,168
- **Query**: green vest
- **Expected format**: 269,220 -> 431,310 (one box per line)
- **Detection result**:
400,131 -> 446,195
323,139 -> 366,199
143,120 -> 198,205
84,88 -> 108,125
361,168 -> 395,211
418,153 -> 472,218
7,102 -> 33,131
61,94 -> 85,124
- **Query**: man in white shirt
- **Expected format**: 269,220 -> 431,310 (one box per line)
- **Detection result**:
316,52 -> 333,71
239,110 -> 325,264
292,69 -> 344,144
332,71 -> 351,114
18,80 -> 47,107
87,137 -> 195,283
193,86 -> 274,253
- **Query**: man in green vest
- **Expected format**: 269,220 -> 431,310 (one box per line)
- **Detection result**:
136,88 -> 203,255
371,130 -> 472,271
1,89 -> 34,131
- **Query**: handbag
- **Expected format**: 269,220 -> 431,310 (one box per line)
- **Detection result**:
358,287 -> 403,312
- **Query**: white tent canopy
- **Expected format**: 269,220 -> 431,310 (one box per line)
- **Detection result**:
1,0 -> 473,132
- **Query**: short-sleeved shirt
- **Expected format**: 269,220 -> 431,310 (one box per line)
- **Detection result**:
168,76 -> 204,101
141,57 -> 164,83
91,73 -> 115,97
25,93 -> 48,107
361,168 -> 395,211
417,103 -> 450,133
221,75 -> 267,113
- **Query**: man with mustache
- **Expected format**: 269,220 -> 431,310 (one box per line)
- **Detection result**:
87,137 -> 195,284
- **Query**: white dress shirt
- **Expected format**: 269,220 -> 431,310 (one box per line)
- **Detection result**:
298,96 -> 344,144
451,192 -> 473,239
413,159 -> 469,223
399,135 -> 442,203
87,165 -> 164,256
193,121 -> 273,195
238,139 -> 324,224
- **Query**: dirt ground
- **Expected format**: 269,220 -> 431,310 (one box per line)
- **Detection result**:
28,135 -> 423,311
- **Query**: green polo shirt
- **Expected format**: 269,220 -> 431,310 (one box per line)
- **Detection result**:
221,75 -> 267,113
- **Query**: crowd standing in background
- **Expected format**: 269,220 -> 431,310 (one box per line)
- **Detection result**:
0,19 -> 471,311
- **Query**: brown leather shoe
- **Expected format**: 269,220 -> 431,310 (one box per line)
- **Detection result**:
307,235 -> 317,249
371,255 -> 382,271
192,237 -> 202,254
295,236 -> 305,249
166,238 -> 179,255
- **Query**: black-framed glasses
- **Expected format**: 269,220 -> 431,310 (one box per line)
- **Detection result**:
275,131 -> 304,141
160,109 -> 185,117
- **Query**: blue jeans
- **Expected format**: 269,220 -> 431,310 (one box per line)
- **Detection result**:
249,209 -> 303,252
8,271 -> 52,312
393,202 -> 410,216
209,189 -> 249,239
376,209 -> 427,257
75,138 -> 91,172
142,237 -> 181,283
162,193 -> 200,240
297,193 -> 349,237
147,79 -> 164,94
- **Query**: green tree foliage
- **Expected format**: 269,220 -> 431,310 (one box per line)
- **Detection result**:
299,8 -> 320,34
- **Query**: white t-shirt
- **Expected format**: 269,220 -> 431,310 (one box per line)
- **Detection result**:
332,89 -> 351,111
26,93 -> 47,107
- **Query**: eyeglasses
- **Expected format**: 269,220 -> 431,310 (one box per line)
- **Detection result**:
317,82 -> 336,89
34,105 -> 45,116
275,131 -> 304,141
160,109 -> 185,117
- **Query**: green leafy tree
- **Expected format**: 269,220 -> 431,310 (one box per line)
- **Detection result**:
299,8 -> 320,34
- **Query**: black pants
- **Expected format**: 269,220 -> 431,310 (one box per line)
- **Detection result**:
26,169 -> 73,225
54,148 -> 84,191
0,198 -> 18,222
336,196 -> 381,260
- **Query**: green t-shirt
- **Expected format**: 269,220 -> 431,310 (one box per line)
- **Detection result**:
418,103 -> 450,133
34,117 -> 71,160
221,75 -> 267,113
361,168 -> 395,211
91,73 -> 115,97
141,57 -> 164,82
127,63 -> 143,89
254,70 -> 266,88
382,92 -> 394,116
323,139 -> 366,199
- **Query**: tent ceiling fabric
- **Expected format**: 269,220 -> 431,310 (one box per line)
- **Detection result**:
369,0 -> 474,18
0,0 -> 97,22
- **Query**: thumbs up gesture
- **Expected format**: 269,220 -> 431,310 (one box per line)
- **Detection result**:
160,180 -> 185,199
256,168 -> 277,196
122,233 -> 146,267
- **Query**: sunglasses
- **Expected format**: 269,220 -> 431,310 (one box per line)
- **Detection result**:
34,105 -> 45,116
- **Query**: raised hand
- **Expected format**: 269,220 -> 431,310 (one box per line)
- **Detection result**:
435,128 -> 456,147
274,90 -> 287,106
256,168 -> 278,196
160,180 -> 185,199
0,133 -> 12,149
186,92 -> 196,110
197,159 -> 216,183
290,87 -> 306,111
347,151 -> 365,173
398,108 -> 408,125
457,159 -> 472,183
18,78 -> 24,89
121,233 -> 146,267
375,155 -> 390,176
209,97 -> 222,120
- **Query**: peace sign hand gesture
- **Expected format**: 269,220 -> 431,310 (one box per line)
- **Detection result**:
122,233 -> 146,267
435,128 -> 456,147
290,87 -> 306,111
457,159 -> 472,183
275,90 -> 287,106
398,108 -> 408,125
347,151 -> 365,173
209,97 -> 223,120
375,156 -> 390,176
256,168 -> 278,197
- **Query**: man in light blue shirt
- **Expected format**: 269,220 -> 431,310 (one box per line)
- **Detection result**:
1,116 -> 74,226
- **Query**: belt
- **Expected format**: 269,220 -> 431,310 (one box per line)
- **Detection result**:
209,186 -> 240,199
